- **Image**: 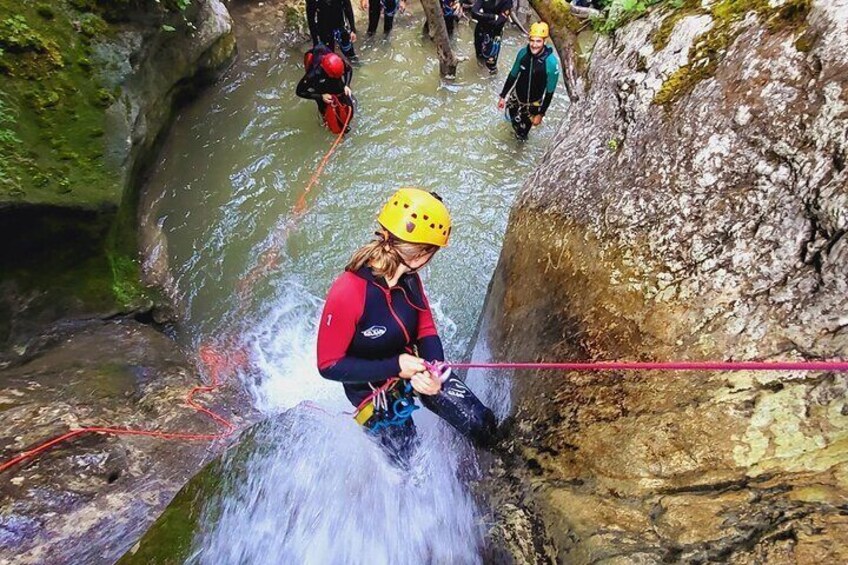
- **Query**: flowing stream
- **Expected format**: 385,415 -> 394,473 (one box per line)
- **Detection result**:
137,9 -> 566,564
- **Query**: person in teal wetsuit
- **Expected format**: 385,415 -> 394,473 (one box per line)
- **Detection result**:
497,22 -> 560,140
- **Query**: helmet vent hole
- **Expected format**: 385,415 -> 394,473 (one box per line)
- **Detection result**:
423,215 -> 429,220
403,203 -> 409,208
411,213 -> 418,219
430,223 -> 435,228
438,224 -> 443,229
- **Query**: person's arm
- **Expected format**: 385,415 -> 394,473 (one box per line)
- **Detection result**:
499,48 -> 525,98
494,0 -> 511,25
317,274 -> 402,383
472,0 -> 496,22
343,60 -> 353,87
296,74 -> 323,100
306,0 -> 319,44
540,55 -> 560,115
343,0 -> 357,33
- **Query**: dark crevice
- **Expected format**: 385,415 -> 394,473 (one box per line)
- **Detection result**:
833,149 -> 845,172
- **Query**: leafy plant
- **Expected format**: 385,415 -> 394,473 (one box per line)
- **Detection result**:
591,0 -> 667,34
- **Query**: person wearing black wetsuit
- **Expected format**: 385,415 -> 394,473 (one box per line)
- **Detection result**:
317,188 -> 496,463
296,44 -> 354,131
497,22 -> 559,140
362,0 -> 403,36
306,0 -> 359,62
441,0 -> 460,37
471,0 -> 512,73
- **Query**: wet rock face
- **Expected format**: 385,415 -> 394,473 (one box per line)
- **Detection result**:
482,0 -> 848,562
103,0 -> 236,188
0,0 -> 237,349
0,319 -> 253,565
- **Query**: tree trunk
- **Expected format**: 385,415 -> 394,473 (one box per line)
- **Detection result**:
418,0 -> 458,78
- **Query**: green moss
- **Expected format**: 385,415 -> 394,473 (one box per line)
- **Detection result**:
652,0 -> 812,105
109,253 -> 147,308
793,27 -> 817,52
79,12 -> 109,38
36,4 -> 56,20
650,0 -> 699,52
0,0 -> 164,326
94,86 -> 115,107
0,0 -> 114,208
765,0 -> 811,31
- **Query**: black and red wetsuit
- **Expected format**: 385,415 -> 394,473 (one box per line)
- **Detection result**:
317,266 -> 495,448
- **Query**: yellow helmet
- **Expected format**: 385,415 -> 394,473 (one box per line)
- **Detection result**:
377,188 -> 452,247
529,21 -> 549,40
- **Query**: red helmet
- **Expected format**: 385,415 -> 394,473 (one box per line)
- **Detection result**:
320,53 -> 345,79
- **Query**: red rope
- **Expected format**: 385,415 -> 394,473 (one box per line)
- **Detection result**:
1,111 -> 353,476
0,345 -> 239,475
444,360 -> 848,372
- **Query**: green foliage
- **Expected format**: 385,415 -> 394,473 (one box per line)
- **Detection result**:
1,15 -> 44,51
591,0 -> 665,34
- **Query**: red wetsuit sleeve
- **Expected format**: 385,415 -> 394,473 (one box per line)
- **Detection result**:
416,282 -> 438,339
317,272 -> 402,383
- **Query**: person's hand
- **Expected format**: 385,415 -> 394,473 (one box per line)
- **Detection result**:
360,0 -> 367,10
322,93 -> 333,103
411,371 -> 441,396
344,85 -> 352,97
497,97 -> 506,110
398,353 -> 426,378
531,114 -> 543,126
350,31 -> 357,42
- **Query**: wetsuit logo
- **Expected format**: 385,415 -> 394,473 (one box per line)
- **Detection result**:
362,325 -> 387,339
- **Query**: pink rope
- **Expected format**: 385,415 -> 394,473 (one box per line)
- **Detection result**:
441,360 -> 848,372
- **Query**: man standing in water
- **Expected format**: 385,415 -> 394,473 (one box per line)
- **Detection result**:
497,22 -> 559,140
471,0 -> 513,73
307,0 -> 359,62
362,0 -> 404,36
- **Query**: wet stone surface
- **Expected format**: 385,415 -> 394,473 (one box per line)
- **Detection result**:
0,319 -> 254,565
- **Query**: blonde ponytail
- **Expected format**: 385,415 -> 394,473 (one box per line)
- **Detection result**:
346,232 -> 438,279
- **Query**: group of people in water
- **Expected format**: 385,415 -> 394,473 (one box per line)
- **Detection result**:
297,0 -> 560,140
306,3 -> 562,463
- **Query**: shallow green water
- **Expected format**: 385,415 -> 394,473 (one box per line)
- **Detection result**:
144,11 -> 566,365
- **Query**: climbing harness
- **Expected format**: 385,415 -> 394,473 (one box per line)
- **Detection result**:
332,28 -> 355,56
353,379 -> 419,432
382,0 -> 400,18
481,33 -> 501,62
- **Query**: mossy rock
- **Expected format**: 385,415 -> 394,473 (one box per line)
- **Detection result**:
78,12 -> 109,38
652,0 -> 812,105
